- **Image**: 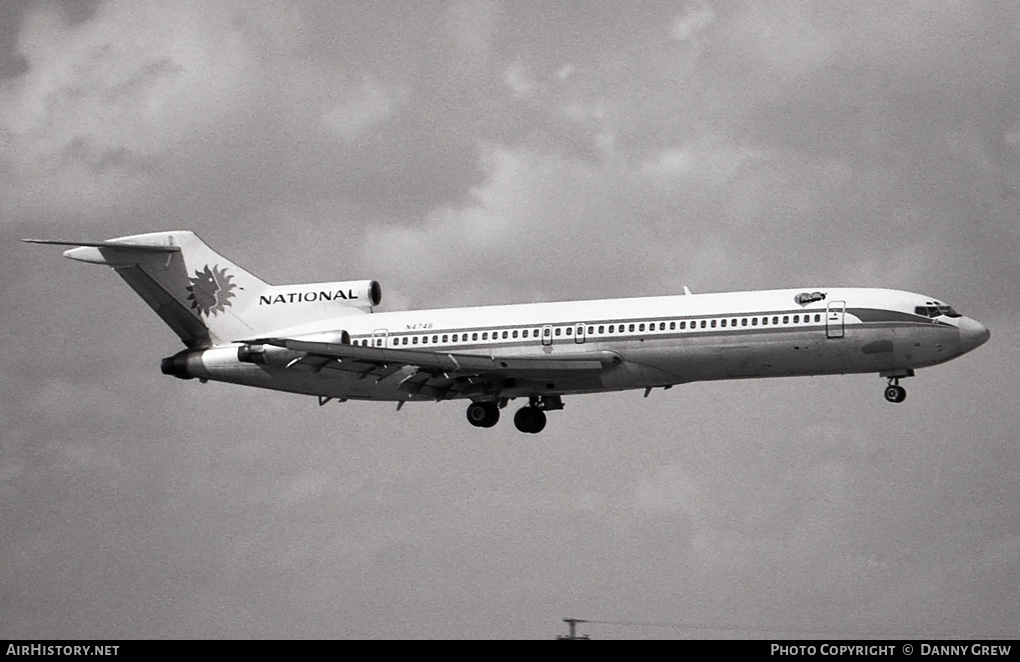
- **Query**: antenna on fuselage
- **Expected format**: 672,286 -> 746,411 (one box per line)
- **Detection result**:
683,286 -> 693,295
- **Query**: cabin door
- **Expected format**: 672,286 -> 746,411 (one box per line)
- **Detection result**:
371,328 -> 389,347
574,323 -> 586,344
826,301 -> 845,339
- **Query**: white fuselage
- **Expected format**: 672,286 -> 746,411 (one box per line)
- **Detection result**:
185,287 -> 987,403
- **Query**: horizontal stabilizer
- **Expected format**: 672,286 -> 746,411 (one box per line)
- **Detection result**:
23,239 -> 181,253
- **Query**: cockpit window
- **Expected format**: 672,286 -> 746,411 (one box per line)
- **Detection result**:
938,305 -> 962,318
914,304 -> 962,318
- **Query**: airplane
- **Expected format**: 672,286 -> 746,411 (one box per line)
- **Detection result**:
25,230 -> 990,434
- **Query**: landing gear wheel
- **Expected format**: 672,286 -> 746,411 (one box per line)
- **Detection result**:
466,401 -> 500,428
884,385 -> 906,403
514,407 -> 547,434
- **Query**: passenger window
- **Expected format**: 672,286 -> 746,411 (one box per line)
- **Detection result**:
512,330 -> 518,338
462,333 -> 468,341
741,318 -> 747,326
711,320 -> 717,328
502,331 -> 508,339
761,317 -> 768,325
422,336 -> 428,344
432,335 -> 438,343
442,334 -> 448,342
720,319 -> 727,327
814,314 -> 821,322
752,318 -> 758,326
679,321 -> 685,330
472,332 -> 478,341
782,316 -> 789,324
609,325 -> 615,333
793,315 -> 799,323
598,325 -> 605,333
522,329 -> 528,338
700,320 -> 707,329
772,317 -> 778,325
670,322 -> 676,330
639,323 -> 645,332
628,324 -> 635,332
588,326 -> 595,334
412,337 -> 418,344
566,327 -> 572,336
482,332 -> 488,340
555,328 -> 562,336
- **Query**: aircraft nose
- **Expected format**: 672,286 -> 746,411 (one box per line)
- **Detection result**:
958,317 -> 990,353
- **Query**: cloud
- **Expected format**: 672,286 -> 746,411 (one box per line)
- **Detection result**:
0,1 -> 413,223
2,2 -> 257,170
321,79 -> 411,142
671,1 -> 715,41
445,0 -> 501,69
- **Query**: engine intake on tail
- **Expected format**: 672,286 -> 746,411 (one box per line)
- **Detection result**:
257,280 -> 382,312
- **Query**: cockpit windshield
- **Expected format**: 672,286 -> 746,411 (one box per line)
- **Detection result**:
915,304 -> 962,318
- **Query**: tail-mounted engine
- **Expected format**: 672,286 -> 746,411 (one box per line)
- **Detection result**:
237,330 -> 350,367
257,280 -> 381,313
161,350 -> 199,380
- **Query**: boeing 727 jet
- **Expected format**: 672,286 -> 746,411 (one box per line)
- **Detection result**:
26,231 -> 990,434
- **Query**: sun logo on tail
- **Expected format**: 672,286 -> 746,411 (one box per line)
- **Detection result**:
186,264 -> 236,316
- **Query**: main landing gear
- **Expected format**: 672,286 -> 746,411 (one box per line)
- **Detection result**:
466,401 -> 500,428
466,395 -> 563,433
513,406 -> 546,434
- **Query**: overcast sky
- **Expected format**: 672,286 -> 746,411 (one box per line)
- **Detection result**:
2,0 -> 1018,639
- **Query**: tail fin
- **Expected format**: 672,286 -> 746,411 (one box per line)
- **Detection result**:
27,231 -> 270,347
27,230 -> 380,347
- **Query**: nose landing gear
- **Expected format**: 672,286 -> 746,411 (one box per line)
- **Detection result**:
880,369 -> 912,404
883,378 -> 907,403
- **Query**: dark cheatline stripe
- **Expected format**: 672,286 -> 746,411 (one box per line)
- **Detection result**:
848,308 -> 930,324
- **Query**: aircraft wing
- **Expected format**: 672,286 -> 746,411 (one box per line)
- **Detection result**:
249,337 -> 620,399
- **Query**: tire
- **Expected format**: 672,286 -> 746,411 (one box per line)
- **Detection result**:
884,385 -> 906,403
514,407 -> 547,434
467,402 -> 499,428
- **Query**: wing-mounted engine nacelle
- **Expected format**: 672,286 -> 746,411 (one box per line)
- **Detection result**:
237,330 -> 350,366
258,280 -> 382,313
